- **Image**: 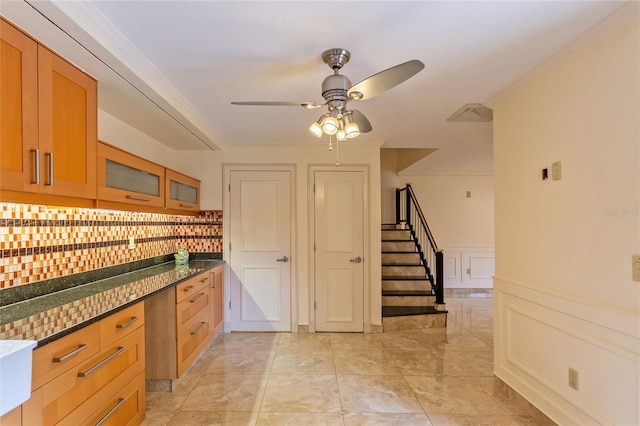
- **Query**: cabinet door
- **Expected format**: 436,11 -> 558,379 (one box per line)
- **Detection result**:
0,19 -> 38,192
165,168 -> 200,211
38,45 -> 97,199
97,142 -> 165,208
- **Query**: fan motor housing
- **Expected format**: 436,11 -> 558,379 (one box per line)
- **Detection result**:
322,74 -> 351,105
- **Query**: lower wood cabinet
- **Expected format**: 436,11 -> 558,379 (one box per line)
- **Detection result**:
145,268 -> 223,382
21,302 -> 146,426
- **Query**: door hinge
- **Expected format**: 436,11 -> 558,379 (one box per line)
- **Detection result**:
228,300 -> 231,309
314,301 -> 316,310
313,243 -> 316,252
228,184 -> 231,192
229,242 -> 232,251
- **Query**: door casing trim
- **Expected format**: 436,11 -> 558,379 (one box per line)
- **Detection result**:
308,164 -> 371,333
223,164 -> 297,332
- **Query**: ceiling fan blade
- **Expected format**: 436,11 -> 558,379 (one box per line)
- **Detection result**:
351,110 -> 372,133
231,101 -> 323,109
348,60 -> 425,101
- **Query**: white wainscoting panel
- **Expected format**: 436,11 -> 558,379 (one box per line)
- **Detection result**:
443,247 -> 494,288
494,277 -> 640,425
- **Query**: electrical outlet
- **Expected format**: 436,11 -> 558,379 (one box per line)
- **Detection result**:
128,236 -> 135,250
568,368 -> 579,390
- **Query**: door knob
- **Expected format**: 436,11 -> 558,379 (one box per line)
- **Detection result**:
276,256 -> 289,262
350,256 -> 363,263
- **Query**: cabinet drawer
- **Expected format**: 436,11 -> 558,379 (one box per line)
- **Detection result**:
176,289 -> 210,337
58,371 -> 145,426
40,327 -> 145,426
175,274 -> 210,304
176,314 -> 211,377
32,322 -> 100,390
100,302 -> 145,347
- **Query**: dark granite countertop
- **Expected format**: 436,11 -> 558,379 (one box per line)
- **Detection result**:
0,259 -> 224,347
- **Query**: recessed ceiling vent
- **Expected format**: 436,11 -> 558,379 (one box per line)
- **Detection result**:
447,103 -> 493,122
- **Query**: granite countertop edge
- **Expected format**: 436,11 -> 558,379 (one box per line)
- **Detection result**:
0,259 -> 225,348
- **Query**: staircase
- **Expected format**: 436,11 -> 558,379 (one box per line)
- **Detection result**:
381,184 -> 448,331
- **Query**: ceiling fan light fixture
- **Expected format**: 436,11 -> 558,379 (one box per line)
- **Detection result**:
336,126 -> 347,141
344,112 -> 360,138
308,120 -> 323,138
321,115 -> 339,135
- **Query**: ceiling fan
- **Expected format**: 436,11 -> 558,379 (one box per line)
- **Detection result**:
231,48 -> 424,141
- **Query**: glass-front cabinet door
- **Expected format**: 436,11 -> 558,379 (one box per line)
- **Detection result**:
97,142 -> 165,208
165,169 -> 200,211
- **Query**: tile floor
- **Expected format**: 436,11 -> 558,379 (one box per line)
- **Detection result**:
142,295 -> 543,425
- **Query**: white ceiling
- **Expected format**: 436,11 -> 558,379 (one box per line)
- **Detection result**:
2,0 -> 628,174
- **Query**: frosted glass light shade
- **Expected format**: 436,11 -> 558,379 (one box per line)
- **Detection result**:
308,121 -> 323,138
321,116 -> 339,135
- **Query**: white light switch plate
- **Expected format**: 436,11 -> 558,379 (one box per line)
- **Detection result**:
633,255 -> 640,282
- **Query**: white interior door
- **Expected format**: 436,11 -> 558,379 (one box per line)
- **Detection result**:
314,170 -> 364,332
229,170 -> 291,331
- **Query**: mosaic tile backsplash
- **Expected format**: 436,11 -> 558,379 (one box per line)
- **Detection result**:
0,203 -> 222,289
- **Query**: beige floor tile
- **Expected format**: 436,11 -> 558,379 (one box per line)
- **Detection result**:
277,333 -> 333,352
405,376 -> 506,415
167,411 -> 259,425
427,413 -> 538,426
344,412 -> 433,425
205,347 -> 275,376
256,412 -> 345,425
180,374 -> 268,412
333,349 -> 400,376
329,332 -> 385,351
337,375 -> 424,414
270,350 -> 336,374
260,374 -> 342,412
140,409 -> 174,426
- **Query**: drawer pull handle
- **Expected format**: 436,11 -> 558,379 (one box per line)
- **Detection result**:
52,344 -> 88,363
95,397 -> 126,426
190,293 -> 206,304
183,285 -> 195,292
115,316 -> 138,329
44,152 -> 54,186
200,277 -> 209,282
179,203 -> 193,208
30,149 -> 40,184
126,194 -> 151,202
191,322 -> 206,335
78,346 -> 125,378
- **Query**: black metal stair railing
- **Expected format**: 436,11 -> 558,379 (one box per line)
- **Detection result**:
395,184 -> 444,306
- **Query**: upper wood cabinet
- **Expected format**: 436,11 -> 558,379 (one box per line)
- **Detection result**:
0,18 -> 97,200
97,142 -> 165,208
165,169 -> 200,211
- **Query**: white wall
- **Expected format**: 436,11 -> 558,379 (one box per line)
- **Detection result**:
175,143 -> 383,330
380,149 -> 402,224
492,7 -> 639,425
399,174 -> 495,288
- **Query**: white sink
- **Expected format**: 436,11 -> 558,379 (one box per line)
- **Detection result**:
0,340 -> 37,416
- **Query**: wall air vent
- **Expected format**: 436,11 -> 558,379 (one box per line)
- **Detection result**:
447,103 -> 493,122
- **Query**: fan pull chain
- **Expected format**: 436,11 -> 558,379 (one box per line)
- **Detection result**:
328,136 -> 332,151
335,137 -> 340,167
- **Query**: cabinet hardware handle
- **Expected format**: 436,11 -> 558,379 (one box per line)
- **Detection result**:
30,149 -> 40,184
179,203 -> 193,208
183,285 -> 195,292
191,322 -> 206,335
44,152 -> 54,186
200,277 -> 209,282
52,344 -> 88,363
190,293 -> 206,303
126,195 -> 151,202
115,316 -> 138,329
95,397 -> 126,426
77,346 -> 125,377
